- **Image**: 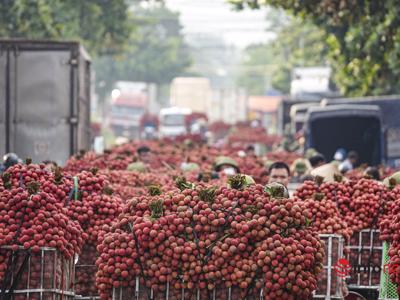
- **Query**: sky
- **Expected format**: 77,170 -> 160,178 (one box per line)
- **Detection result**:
166,0 -> 275,48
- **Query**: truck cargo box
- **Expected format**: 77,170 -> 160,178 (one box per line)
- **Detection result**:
0,39 -> 91,165
304,105 -> 383,165
322,95 -> 400,166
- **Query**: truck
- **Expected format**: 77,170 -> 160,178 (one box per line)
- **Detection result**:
321,95 -> 400,166
290,102 -> 321,133
277,66 -> 339,135
304,105 -> 383,166
108,81 -> 156,140
139,113 -> 159,140
159,107 -> 192,138
290,67 -> 335,98
0,39 -> 91,165
170,77 -> 211,114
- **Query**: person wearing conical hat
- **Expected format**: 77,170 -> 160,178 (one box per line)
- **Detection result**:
383,171 -> 400,188
126,161 -> 147,173
213,156 -> 240,175
181,162 -> 200,173
305,148 -> 318,160
290,158 -> 310,183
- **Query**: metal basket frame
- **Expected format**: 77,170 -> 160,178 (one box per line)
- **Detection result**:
110,234 -> 342,300
0,245 -> 75,299
313,234 -> 346,299
347,229 -> 383,289
112,280 -> 264,300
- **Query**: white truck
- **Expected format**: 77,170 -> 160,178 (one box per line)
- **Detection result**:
290,67 -> 332,98
170,77 -> 211,114
159,107 -> 191,137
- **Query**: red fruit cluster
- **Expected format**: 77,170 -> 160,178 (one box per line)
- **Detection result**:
295,177 -> 388,232
379,185 -> 400,242
65,170 -> 120,241
102,170 -> 174,202
255,232 -> 324,300
343,179 -> 387,231
299,193 -> 352,241
0,162 -> 72,204
227,126 -> 281,148
75,244 -> 99,296
64,170 -> 123,296
0,164 -> 85,284
95,177 -> 324,300
0,247 -> 73,296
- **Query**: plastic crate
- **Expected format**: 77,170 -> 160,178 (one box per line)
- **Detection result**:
0,246 -> 75,300
313,234 -> 346,299
347,229 -> 383,289
378,242 -> 399,300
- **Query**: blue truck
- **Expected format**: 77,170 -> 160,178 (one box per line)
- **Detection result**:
304,105 -> 383,166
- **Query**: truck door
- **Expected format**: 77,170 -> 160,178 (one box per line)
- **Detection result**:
9,47 -> 73,165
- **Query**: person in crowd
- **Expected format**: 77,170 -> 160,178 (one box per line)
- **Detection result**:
259,169 -> 270,185
290,158 -> 310,183
301,174 -> 315,182
333,148 -> 347,162
0,153 -> 20,173
42,160 -> 58,172
339,151 -> 359,173
214,156 -> 240,176
304,148 -> 318,160
364,166 -> 380,181
245,145 -> 256,157
268,161 -> 291,187
127,161 -> 147,173
197,171 -> 219,182
137,145 -> 152,164
180,162 -> 200,173
330,148 -> 347,168
309,153 -> 326,169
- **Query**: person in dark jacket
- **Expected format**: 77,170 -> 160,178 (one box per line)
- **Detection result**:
309,153 -> 326,169
364,167 -> 380,181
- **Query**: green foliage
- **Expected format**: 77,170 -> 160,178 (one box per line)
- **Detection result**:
230,0 -> 400,96
0,0 -> 131,56
119,6 -> 191,84
238,18 -> 329,94
94,4 -> 191,100
237,44 -> 275,95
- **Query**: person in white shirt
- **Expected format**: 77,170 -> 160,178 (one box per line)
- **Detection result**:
339,151 -> 359,173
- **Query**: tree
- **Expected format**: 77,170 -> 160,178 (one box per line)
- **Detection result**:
0,0 -> 131,56
271,18 -> 330,93
229,0 -> 400,96
237,44 -> 275,95
94,4 -> 191,101
118,5 -> 191,84
238,17 -> 329,94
